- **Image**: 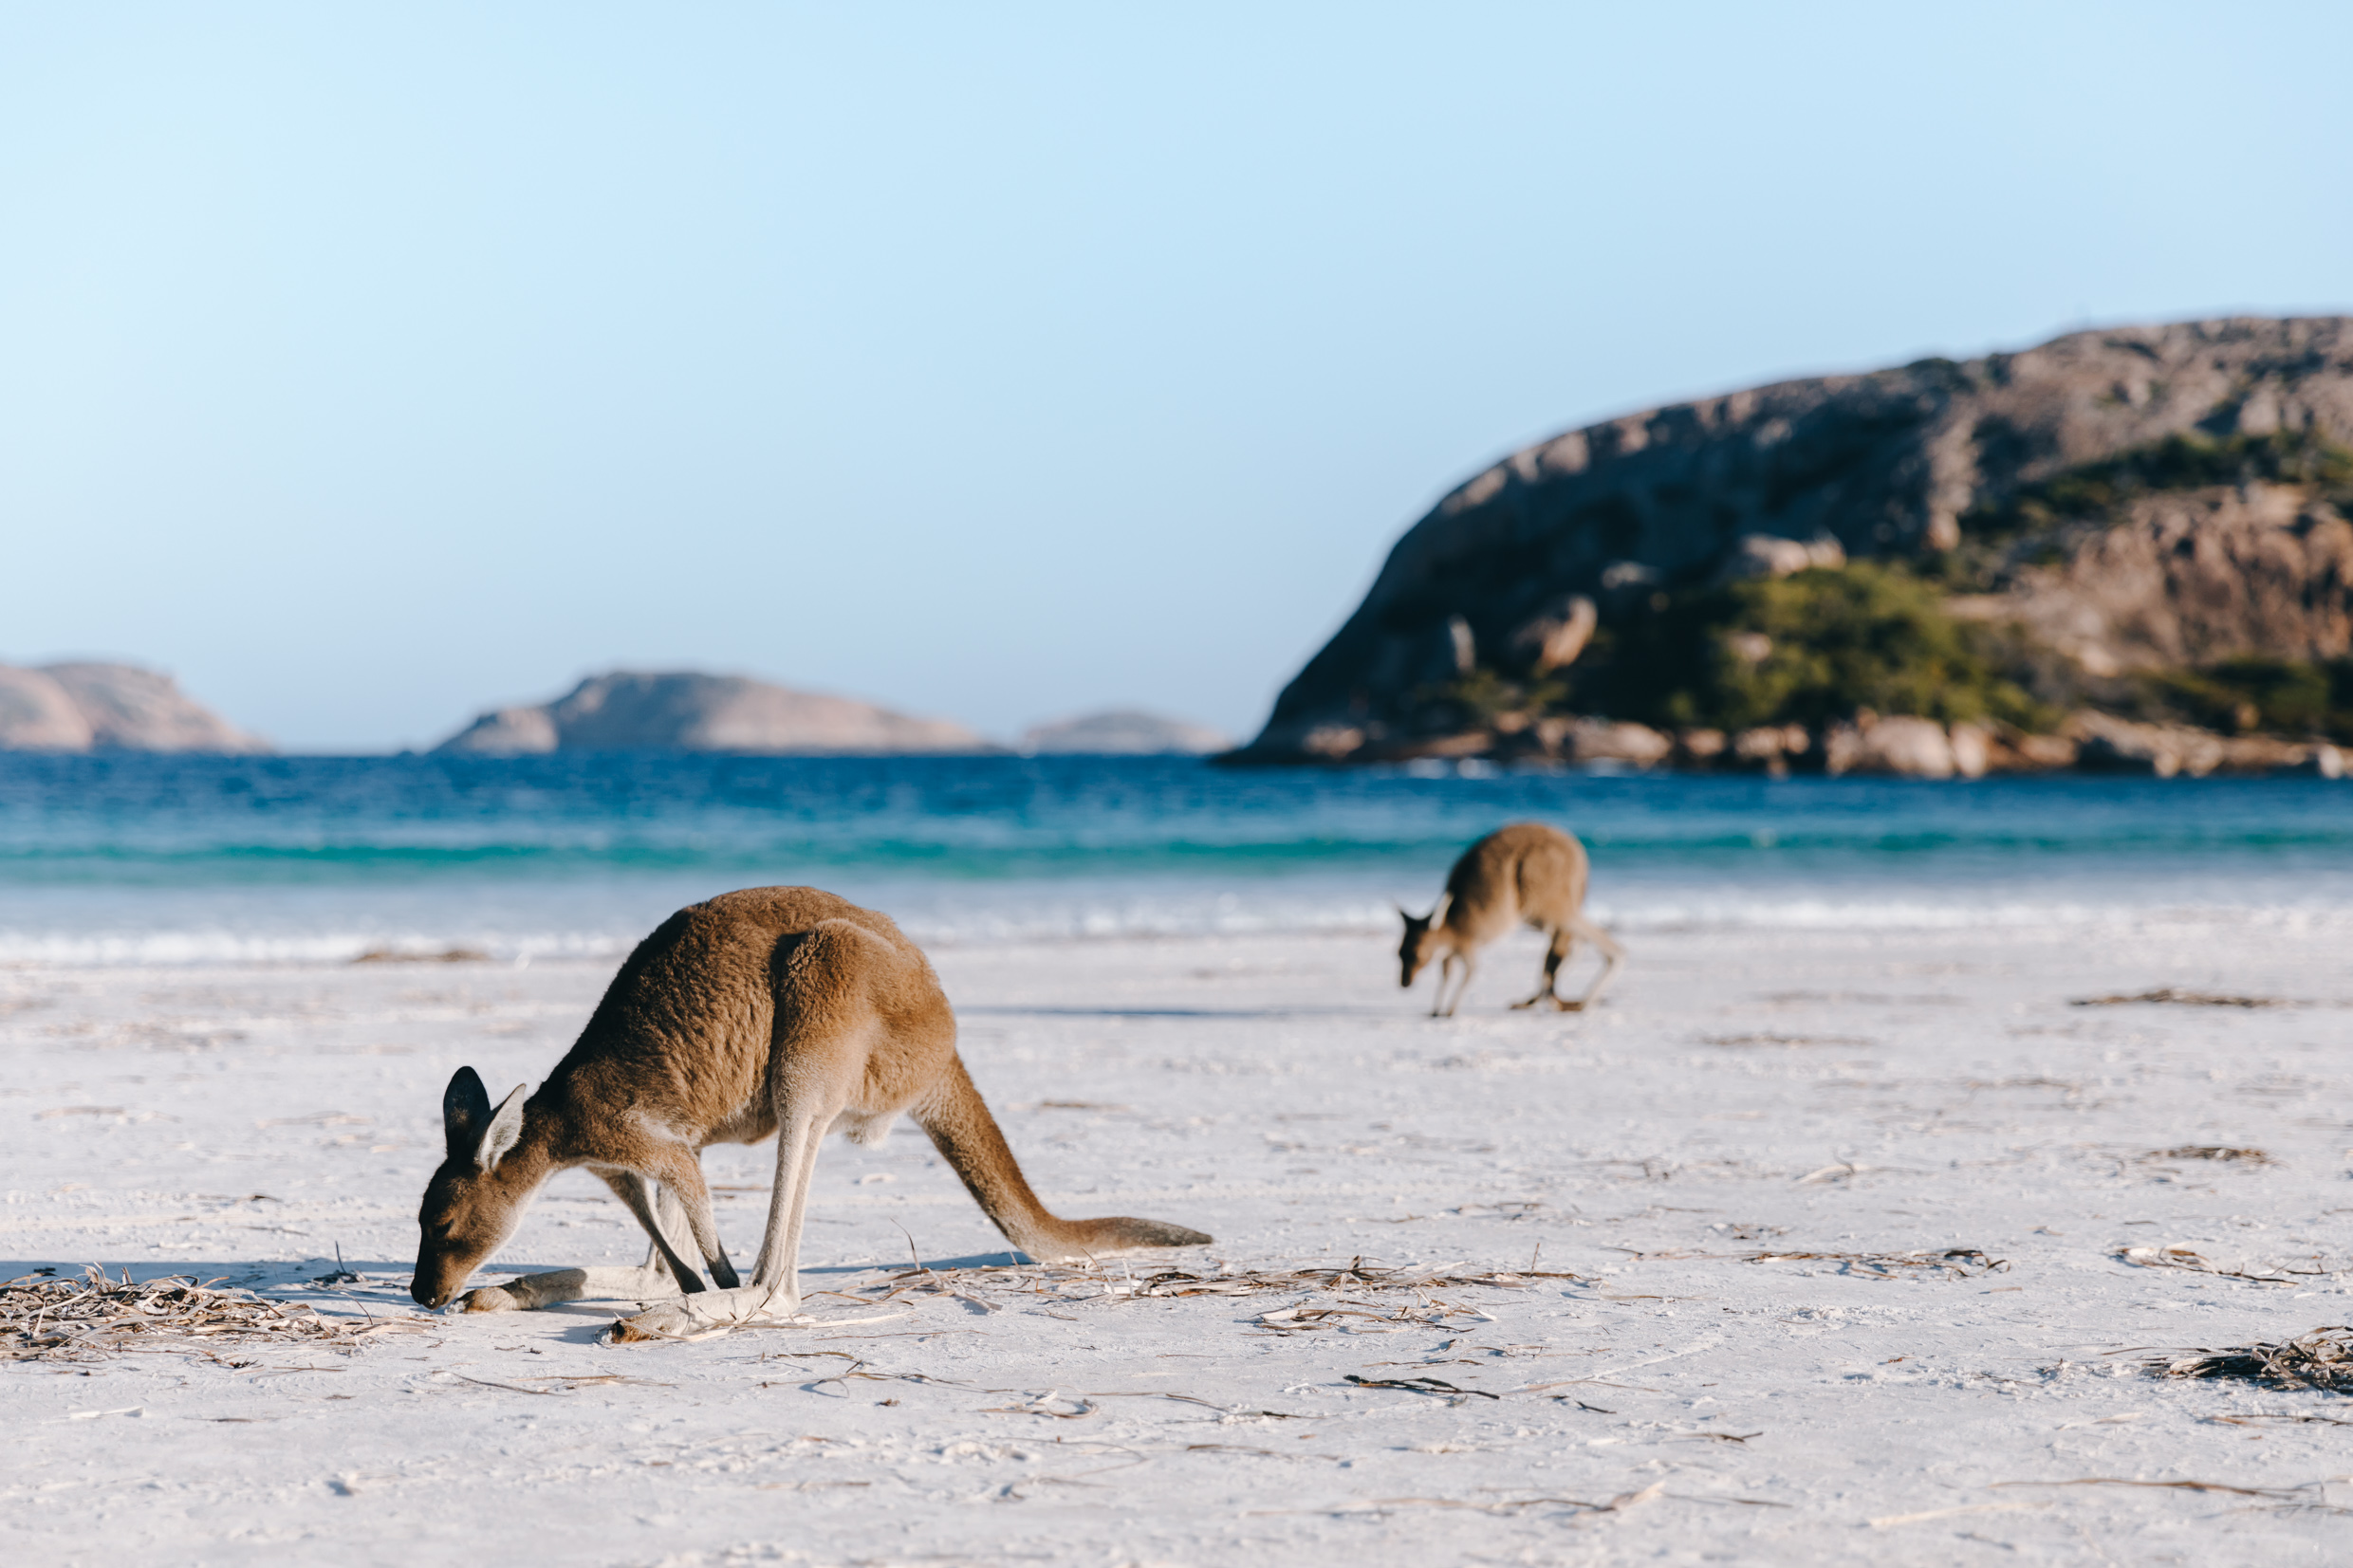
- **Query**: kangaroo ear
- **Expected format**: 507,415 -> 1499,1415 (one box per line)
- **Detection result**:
1430,891 -> 1453,927
476,1083 -> 528,1172
442,1066 -> 492,1159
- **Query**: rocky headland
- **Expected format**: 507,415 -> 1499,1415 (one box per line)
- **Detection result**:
0,662 -> 269,752
1230,316 -> 2353,775
435,671 -> 996,755
1018,710 -> 1231,755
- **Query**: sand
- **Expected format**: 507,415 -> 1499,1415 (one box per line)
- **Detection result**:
3,914 -> 2349,1564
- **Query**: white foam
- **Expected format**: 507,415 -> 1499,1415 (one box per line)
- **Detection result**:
9,876 -> 2353,967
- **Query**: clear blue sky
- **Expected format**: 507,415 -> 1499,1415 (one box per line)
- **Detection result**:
5,3 -> 2347,751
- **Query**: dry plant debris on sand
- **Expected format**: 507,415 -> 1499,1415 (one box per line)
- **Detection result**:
1605,1245 -> 2006,1280
2070,987 -> 2292,1008
2114,1245 -> 2332,1286
2140,1144 -> 2274,1164
859,1256 -> 1589,1302
350,946 -> 489,965
1,1267 -> 424,1364
838,1257 -> 1588,1337
1739,1246 -> 2006,1280
2143,1327 -> 2353,1392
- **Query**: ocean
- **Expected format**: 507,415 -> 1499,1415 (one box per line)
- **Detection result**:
3,752 -> 2351,965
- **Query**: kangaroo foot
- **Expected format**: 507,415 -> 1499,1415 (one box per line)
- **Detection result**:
609,1283 -> 801,1343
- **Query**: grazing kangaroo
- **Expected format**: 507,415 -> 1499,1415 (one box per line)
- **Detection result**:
412,887 -> 1210,1339
1399,822 -> 1623,1017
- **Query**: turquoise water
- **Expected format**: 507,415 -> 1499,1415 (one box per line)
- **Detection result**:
3,753 -> 2350,962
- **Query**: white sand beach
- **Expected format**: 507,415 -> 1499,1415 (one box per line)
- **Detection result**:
4,915 -> 2350,1565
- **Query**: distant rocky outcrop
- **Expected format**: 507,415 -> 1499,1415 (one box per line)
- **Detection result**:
0,662 -> 268,752
1232,317 -> 2353,771
1018,710 -> 1231,755
435,671 -> 993,756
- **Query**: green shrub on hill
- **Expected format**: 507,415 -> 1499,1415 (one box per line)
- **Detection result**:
2141,655 -> 2353,740
1963,429 -> 2353,541
1563,562 -> 2050,733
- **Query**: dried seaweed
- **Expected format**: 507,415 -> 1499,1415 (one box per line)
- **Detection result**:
2115,1245 -> 2327,1286
1747,1247 -> 2005,1279
1251,1481 -> 1666,1519
444,1371 -> 676,1395
1992,1476 -> 2302,1498
2144,1327 -> 2353,1392
351,946 -> 488,965
855,1257 -> 1590,1317
1343,1373 -> 1500,1400
2,1267 -> 425,1364
1701,1033 -> 1874,1048
2071,987 -> 2287,1008
1608,1245 -> 2002,1280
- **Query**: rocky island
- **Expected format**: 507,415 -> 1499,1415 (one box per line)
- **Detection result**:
1018,710 -> 1231,755
1230,316 -> 2353,775
0,662 -> 269,752
435,671 -> 995,755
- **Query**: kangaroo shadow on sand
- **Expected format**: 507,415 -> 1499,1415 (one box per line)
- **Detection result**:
4,1256 -> 413,1292
9,1248 -> 1052,1338
6,1247 -> 1045,1286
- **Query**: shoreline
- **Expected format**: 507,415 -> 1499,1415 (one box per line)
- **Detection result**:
1220,710 -> 2352,780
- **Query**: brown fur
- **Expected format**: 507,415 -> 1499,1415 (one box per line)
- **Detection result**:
1398,822 -> 1624,1017
412,887 -> 1209,1332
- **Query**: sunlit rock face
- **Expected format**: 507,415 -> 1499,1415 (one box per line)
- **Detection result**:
0,663 -> 267,752
1234,317 -> 2353,765
434,671 -> 996,755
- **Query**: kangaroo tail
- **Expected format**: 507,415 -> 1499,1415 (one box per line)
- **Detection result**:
914,1058 -> 1212,1261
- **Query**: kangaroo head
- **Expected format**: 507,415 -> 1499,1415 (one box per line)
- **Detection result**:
411,1066 -> 533,1308
1396,893 -> 1452,987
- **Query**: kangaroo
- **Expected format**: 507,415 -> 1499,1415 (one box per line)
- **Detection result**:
412,887 -> 1210,1339
1398,821 -> 1623,1017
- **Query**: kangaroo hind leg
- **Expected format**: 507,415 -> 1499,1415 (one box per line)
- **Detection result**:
1513,926 -> 1575,1010
1560,914 -> 1624,1011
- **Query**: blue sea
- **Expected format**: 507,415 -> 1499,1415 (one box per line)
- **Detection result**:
3,753 -> 2351,964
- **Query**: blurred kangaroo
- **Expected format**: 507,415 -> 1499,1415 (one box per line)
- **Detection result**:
412,886 -> 1210,1339
1399,822 -> 1623,1017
